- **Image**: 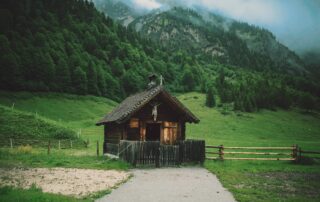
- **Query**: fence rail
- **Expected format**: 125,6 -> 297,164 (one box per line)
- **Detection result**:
206,145 -> 298,161
0,138 -> 86,149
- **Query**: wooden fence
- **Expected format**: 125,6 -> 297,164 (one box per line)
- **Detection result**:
206,145 -> 298,161
0,138 -> 86,149
104,140 -> 205,167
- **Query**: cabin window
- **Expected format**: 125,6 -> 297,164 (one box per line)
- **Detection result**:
163,122 -> 178,144
129,118 -> 139,128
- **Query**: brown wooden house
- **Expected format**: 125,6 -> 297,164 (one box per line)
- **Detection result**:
96,75 -> 199,153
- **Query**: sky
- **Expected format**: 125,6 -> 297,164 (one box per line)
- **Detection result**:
129,0 -> 320,55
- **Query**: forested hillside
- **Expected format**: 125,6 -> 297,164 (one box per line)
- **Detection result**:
130,7 -> 305,74
0,0 -> 319,112
0,0 -> 188,101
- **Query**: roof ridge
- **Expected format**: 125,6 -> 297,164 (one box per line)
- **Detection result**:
96,85 -> 199,125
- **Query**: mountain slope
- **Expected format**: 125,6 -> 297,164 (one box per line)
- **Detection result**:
130,7 -> 305,74
93,0 -> 140,26
0,0 -> 187,99
0,0 -> 318,113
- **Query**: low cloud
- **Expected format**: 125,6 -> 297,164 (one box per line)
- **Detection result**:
104,0 -> 320,54
132,0 -> 162,10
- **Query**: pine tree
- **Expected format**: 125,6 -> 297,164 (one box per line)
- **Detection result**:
96,66 -> 107,97
87,62 -> 100,95
182,69 -> 195,91
55,58 -> 71,91
206,87 -> 216,108
72,66 -> 88,94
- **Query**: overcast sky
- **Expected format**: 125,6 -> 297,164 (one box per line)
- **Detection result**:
129,0 -> 320,54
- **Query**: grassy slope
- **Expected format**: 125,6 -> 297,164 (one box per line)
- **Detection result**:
0,92 -> 128,201
178,92 -> 320,202
0,91 -> 116,128
1,91 -> 320,201
0,91 -> 117,151
0,105 -> 83,148
179,92 -> 320,150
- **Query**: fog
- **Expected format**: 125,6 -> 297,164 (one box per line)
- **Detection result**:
123,0 -> 320,55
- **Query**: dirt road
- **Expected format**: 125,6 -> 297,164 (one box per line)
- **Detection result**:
97,167 -> 236,202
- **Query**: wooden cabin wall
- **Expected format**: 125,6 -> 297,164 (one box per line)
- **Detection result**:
129,95 -> 188,144
104,95 -> 189,145
104,123 -> 124,144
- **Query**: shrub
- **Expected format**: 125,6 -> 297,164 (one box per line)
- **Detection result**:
16,145 -> 33,154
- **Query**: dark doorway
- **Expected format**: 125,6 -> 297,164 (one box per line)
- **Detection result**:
146,123 -> 160,141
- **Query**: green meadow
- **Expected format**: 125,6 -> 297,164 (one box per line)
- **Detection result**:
179,92 -> 320,202
0,91 -> 320,201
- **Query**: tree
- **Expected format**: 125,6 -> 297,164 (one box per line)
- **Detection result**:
299,93 -> 316,112
0,53 -> 22,90
122,70 -> 143,95
111,58 -> 125,77
182,69 -> 195,91
87,62 -> 100,95
55,58 -> 71,91
206,86 -> 216,108
96,66 -> 107,97
72,66 -> 87,94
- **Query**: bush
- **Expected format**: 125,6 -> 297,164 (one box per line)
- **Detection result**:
16,145 -> 33,154
52,128 -> 76,139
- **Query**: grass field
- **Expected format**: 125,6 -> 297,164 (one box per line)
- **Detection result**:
178,92 -> 320,202
0,91 -> 320,201
0,91 -> 114,152
0,185 -> 84,202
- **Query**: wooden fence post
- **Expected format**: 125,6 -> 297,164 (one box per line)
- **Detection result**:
58,140 -> 61,150
86,139 -> 90,148
292,144 -> 298,161
47,141 -> 51,155
70,140 -> 73,149
10,138 -> 13,149
298,146 -> 302,161
96,141 -> 99,156
219,145 -> 224,160
155,147 -> 160,168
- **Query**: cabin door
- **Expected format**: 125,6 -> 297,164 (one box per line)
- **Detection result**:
146,123 -> 160,141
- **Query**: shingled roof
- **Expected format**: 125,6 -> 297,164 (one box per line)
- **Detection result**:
96,85 -> 199,125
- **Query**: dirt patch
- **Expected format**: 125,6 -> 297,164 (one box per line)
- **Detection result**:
0,167 -> 129,197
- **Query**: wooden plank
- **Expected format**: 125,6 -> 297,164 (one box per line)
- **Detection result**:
206,157 -> 220,160
206,152 -> 220,154
206,157 -> 295,161
206,146 -> 294,150
301,150 -> 320,154
222,146 -> 294,150
222,157 -> 295,160
223,152 -> 292,155
206,146 -> 222,149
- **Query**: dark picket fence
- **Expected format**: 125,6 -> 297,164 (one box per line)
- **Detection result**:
104,140 -> 205,167
179,140 -> 206,163
105,143 -> 119,155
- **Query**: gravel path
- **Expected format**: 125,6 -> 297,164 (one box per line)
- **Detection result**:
97,167 -> 236,202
